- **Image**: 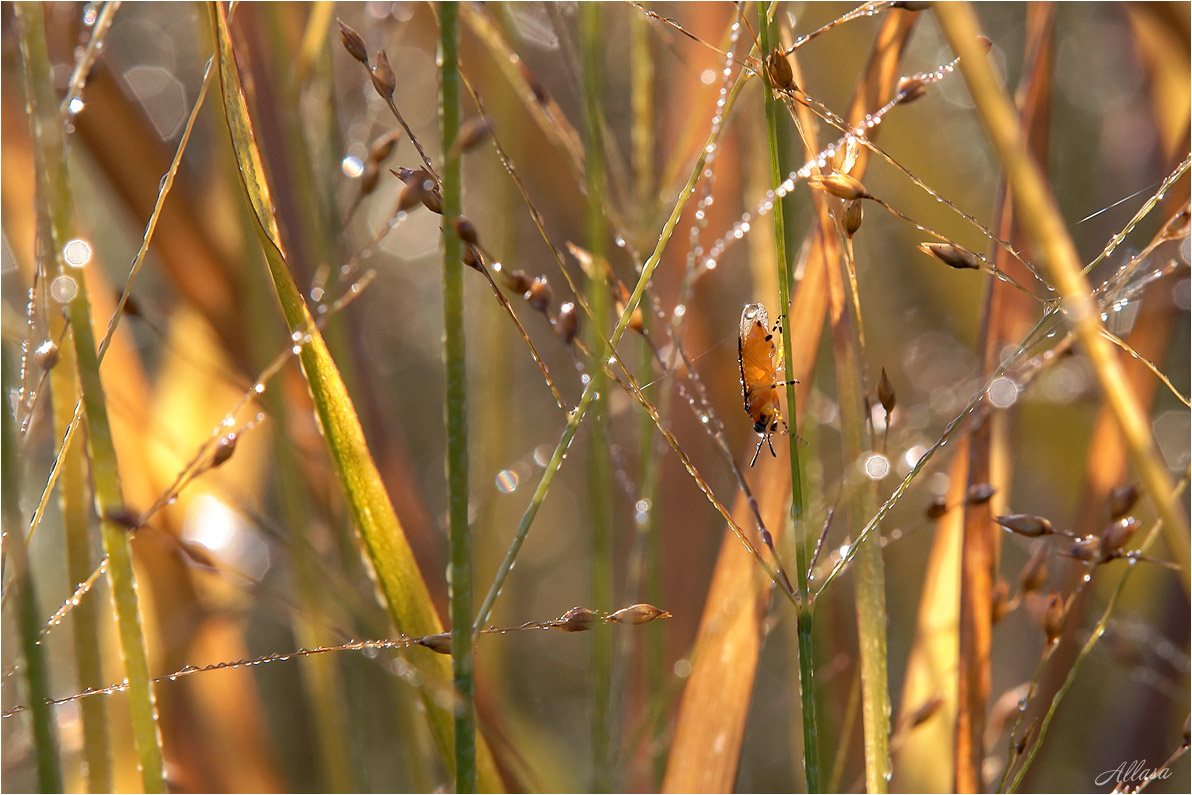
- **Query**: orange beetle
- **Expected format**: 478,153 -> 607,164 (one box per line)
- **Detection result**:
739,303 -> 796,466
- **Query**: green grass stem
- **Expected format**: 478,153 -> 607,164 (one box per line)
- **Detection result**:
580,5 -> 615,791
209,5 -> 498,788
4,349 -> 62,793
759,5 -> 819,791
440,4 -> 477,792
17,3 -> 165,790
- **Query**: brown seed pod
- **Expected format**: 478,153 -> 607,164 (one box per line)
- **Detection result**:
966,483 -> 996,504
807,173 -> 871,201
896,75 -> 927,105
415,633 -> 453,654
462,245 -> 482,271
554,606 -> 598,632
605,603 -> 672,625
843,198 -> 864,236
766,47 -> 795,91
554,301 -> 579,346
34,340 -> 60,371
919,242 -> 982,270
504,269 -> 533,295
369,129 -> 402,164
450,217 -> 479,247
1019,547 -> 1048,594
994,514 -> 1052,537
450,116 -> 494,158
212,433 -> 238,468
391,169 -> 442,215
1107,483 -> 1139,521
527,277 -> 552,312
926,496 -> 948,520
991,580 -> 1012,623
337,19 -> 369,65
877,368 -> 896,415
1042,592 -> 1066,644
371,50 -> 396,100
1100,517 -> 1140,558
178,540 -> 220,570
396,181 -> 423,213
908,694 -> 945,728
359,162 -> 380,196
1067,535 -> 1101,562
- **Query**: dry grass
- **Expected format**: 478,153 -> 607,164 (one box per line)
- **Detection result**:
2,3 -> 1189,793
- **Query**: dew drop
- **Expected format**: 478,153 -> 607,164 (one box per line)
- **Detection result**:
63,238 -> 91,268
50,275 -> 78,303
341,155 -> 364,178
494,469 -> 519,494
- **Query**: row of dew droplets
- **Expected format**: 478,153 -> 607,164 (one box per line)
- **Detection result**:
702,53 -> 962,276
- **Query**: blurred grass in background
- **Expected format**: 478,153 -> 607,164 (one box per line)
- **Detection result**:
2,3 -> 1189,793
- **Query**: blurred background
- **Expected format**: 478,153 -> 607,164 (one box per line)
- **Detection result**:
2,2 -> 1189,792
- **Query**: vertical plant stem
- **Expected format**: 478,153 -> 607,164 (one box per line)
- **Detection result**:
580,4 -> 614,791
16,3 -> 166,791
758,5 -> 819,791
440,4 -> 476,792
833,241 -> 891,793
4,350 -> 62,793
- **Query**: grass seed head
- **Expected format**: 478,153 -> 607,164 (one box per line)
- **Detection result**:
919,242 -> 983,270
896,75 -> 927,105
926,496 -> 948,520
1100,517 -> 1140,558
995,514 -> 1052,537
35,340 -> 59,371
1019,547 -> 1048,594
766,47 -> 796,92
1068,535 -> 1101,562
337,19 -> 369,65
416,633 -> 453,654
454,116 -> 494,156
908,694 -> 945,728
554,606 -> 598,632
843,198 -> 864,236
991,579 -> 1013,623
808,172 -> 870,201
966,482 -> 997,504
555,301 -> 579,345
212,433 -> 238,468
877,367 -> 895,415
504,269 -> 533,295
527,277 -> 552,312
605,603 -> 672,625
371,50 -> 396,100
1043,592 -> 1066,644
451,217 -> 479,246
1107,483 -> 1139,521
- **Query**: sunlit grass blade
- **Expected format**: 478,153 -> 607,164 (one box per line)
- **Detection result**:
208,5 -> 501,789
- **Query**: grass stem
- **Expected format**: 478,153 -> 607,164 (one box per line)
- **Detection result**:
440,4 -> 477,792
759,4 -> 819,791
